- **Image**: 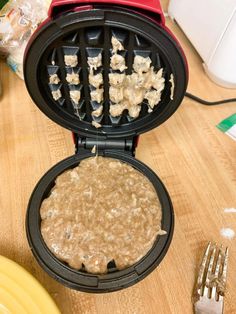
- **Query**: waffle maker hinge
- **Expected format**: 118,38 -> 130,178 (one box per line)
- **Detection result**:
75,135 -> 138,156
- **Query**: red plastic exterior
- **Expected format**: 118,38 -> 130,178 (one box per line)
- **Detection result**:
48,0 -> 165,25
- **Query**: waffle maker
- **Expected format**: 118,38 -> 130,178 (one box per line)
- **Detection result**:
24,0 -> 188,293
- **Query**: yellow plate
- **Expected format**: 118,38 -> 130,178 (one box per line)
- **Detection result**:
0,255 -> 61,314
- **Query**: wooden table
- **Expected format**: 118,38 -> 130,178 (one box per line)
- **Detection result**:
0,18 -> 235,314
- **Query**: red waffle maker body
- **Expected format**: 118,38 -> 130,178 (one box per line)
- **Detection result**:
24,0 -> 188,293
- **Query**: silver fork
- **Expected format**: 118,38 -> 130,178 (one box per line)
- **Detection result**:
194,242 -> 229,314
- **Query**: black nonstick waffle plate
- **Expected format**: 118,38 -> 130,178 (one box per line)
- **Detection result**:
24,6 -> 187,139
26,151 -> 174,293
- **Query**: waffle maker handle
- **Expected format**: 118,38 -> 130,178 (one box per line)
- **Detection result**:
48,0 -> 165,26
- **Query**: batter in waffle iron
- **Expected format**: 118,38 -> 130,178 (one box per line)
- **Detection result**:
40,157 -> 166,274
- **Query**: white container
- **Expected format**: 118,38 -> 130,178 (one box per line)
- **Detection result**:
168,0 -> 236,88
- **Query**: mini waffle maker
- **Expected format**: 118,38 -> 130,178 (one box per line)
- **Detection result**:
24,0 -> 188,293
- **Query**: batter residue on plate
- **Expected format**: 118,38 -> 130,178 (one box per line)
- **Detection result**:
40,157 -> 166,274
109,37 -> 167,118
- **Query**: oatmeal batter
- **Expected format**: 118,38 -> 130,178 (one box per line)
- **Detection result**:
88,53 -> 102,70
49,74 -> 60,85
110,36 -> 126,72
145,90 -> 162,109
91,88 -> 104,103
70,90 -> 81,104
109,86 -> 124,103
64,55 -> 78,67
87,54 -> 104,106
128,104 -> 142,118
92,105 -> 103,117
109,103 -> 126,117
141,71 -> 153,90
52,90 -> 62,101
92,121 -> 102,128
126,73 -> 146,89
110,100 -> 143,118
169,73 -> 175,100
66,72 -> 80,85
91,145 -> 96,154
110,54 -> 127,72
133,56 -> 152,74
109,73 -> 126,87
152,68 -> 165,90
111,36 -> 124,54
89,72 -> 103,88
109,66 -> 165,116
124,87 -> 145,106
108,37 -> 166,118
40,157 -> 164,274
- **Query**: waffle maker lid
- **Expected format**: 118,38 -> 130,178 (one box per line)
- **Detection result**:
24,4 -> 188,139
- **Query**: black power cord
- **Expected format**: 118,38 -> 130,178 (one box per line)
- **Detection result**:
185,92 -> 236,106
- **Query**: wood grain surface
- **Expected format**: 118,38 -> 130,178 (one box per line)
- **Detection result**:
160,0 -> 170,12
0,17 -> 236,314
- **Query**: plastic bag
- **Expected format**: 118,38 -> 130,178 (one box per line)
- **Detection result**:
0,0 -> 48,78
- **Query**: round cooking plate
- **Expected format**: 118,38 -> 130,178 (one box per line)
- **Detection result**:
26,152 -> 174,293
24,6 -> 187,139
